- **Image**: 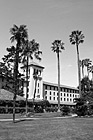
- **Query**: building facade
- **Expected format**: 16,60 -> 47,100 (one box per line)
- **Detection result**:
21,61 -> 44,99
21,61 -> 79,106
43,81 -> 79,106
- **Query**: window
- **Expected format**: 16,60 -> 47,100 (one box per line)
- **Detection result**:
45,85 -> 47,89
67,93 -> 69,97
45,91 -> 47,95
71,90 -> 74,93
53,86 -> 55,90
62,88 -> 64,92
38,89 -> 39,93
33,68 -> 36,75
60,88 -> 62,91
47,86 -> 50,90
50,96 -> 51,100
67,98 -> 69,101
53,97 -> 55,100
37,95 -> 40,98
53,92 -> 55,96
61,93 -> 62,96
70,94 -> 72,97
70,99 -> 72,102
64,93 -> 66,96
38,70 -> 41,76
64,98 -> 66,101
75,95 -> 77,98
45,96 -> 47,100
29,69 -> 30,75
55,87 -> 58,91
38,83 -> 39,87
73,94 -> 74,97
61,98 -> 62,101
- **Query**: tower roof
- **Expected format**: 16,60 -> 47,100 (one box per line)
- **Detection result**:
21,61 -> 44,69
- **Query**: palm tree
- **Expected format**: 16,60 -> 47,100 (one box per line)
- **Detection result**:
88,65 -> 93,81
33,70 -> 42,111
10,24 -> 28,122
22,39 -> 42,115
84,59 -> 92,78
81,59 -> 85,78
51,40 -> 65,111
69,30 -> 84,97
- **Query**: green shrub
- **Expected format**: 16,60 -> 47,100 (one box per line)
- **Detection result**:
60,106 -> 70,116
45,107 -> 58,112
75,104 -> 87,116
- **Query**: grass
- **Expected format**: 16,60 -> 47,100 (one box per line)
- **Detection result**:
0,112 -> 62,119
0,115 -> 93,140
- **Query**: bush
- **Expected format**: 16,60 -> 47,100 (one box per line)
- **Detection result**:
34,106 -> 44,113
60,106 -> 70,116
75,104 -> 87,116
45,107 -> 58,112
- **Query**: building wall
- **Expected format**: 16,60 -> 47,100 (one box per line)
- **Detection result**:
21,63 -> 44,100
43,82 -> 80,106
21,62 -> 80,106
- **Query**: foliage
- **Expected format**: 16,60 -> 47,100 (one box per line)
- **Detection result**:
45,106 -> 58,112
69,30 -> 85,97
81,77 -> 93,102
21,39 -> 42,114
69,30 -> 84,45
51,40 -> 65,111
60,106 -> 70,115
74,98 -> 93,116
1,50 -> 24,96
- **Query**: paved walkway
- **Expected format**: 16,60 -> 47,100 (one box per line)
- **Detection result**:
0,115 -> 77,122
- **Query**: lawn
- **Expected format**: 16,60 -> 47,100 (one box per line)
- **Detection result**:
0,116 -> 93,140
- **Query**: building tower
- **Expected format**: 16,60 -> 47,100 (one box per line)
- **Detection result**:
21,62 -> 44,100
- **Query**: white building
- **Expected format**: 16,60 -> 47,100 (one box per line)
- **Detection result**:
21,61 -> 44,100
43,81 -> 79,106
21,62 -> 79,106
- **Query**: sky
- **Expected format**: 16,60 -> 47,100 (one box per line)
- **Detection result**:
0,0 -> 93,88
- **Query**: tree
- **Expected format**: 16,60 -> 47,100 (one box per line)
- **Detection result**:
84,59 -> 92,77
89,65 -> 93,81
33,70 -> 42,111
69,30 -> 85,97
2,46 -> 24,95
51,40 -> 65,111
21,39 -> 42,115
0,61 -> 12,89
80,59 -> 85,78
81,76 -> 93,103
10,24 -> 28,122
81,76 -> 90,93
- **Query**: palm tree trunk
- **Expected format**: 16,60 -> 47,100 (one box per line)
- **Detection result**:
33,78 -> 38,111
76,44 -> 81,97
57,52 -> 60,112
82,65 -> 84,78
26,56 -> 29,115
13,46 -> 19,123
87,67 -> 89,78
92,72 -> 93,81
